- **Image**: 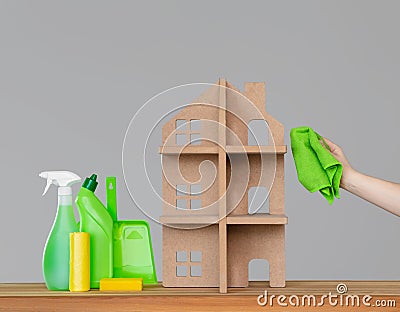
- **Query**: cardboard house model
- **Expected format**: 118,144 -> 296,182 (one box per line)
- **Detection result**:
159,79 -> 287,293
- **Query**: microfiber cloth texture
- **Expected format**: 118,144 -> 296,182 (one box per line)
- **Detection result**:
290,127 -> 342,204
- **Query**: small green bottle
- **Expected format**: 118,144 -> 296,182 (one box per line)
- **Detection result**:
40,171 -> 81,290
75,174 -> 114,288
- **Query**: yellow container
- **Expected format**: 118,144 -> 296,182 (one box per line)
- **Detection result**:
69,232 -> 90,292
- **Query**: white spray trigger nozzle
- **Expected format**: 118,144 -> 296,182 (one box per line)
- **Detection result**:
39,171 -> 81,196
42,178 -> 52,196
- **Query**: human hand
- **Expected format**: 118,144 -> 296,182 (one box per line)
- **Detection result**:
320,137 -> 400,216
321,137 -> 355,188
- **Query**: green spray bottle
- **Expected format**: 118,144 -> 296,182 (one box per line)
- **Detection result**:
75,174 -> 113,288
39,171 -> 81,290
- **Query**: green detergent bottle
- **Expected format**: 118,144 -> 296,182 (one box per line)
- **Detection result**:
39,171 -> 81,290
75,174 -> 113,288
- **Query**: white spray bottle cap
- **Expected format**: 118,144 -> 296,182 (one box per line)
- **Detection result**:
39,171 -> 81,196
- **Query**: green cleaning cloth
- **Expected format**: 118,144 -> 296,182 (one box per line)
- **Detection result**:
290,127 -> 342,204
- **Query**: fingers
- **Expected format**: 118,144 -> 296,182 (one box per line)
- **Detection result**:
322,137 -> 338,152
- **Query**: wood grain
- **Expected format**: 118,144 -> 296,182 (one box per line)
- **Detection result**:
1,282 -> 399,312
2,281 -> 400,296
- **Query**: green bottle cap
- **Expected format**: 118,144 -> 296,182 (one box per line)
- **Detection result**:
82,174 -> 98,192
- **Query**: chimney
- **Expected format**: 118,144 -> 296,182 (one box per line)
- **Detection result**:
244,82 -> 266,112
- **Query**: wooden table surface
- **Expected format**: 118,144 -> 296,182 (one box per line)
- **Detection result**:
1,281 -> 399,311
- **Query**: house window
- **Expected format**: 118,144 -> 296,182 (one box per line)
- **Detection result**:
175,250 -> 202,277
190,250 -> 202,262
176,133 -> 187,146
176,119 -> 187,131
190,266 -> 202,277
176,250 -> 187,262
248,119 -> 269,146
175,184 -> 202,210
176,265 -> 188,277
175,119 -> 202,145
248,186 -> 269,214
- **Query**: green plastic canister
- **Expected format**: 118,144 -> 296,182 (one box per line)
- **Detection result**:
75,174 -> 113,288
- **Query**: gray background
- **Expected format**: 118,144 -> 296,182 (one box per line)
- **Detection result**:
1,0 -> 399,283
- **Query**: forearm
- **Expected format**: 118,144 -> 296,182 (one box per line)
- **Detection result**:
341,170 -> 400,217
